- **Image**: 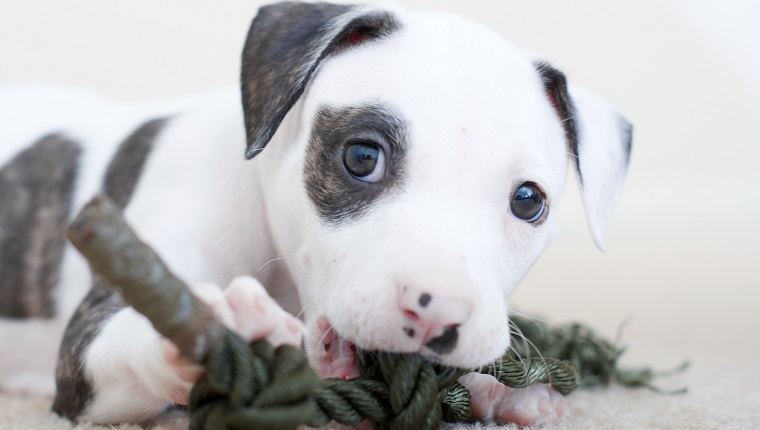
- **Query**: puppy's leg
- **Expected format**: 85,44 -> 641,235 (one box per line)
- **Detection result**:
458,373 -> 568,426
58,276 -> 303,424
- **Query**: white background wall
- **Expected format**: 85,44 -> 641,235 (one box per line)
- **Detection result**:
2,0 -> 758,369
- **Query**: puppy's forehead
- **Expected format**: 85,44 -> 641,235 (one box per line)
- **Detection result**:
308,11 -> 540,117
303,11 -> 567,193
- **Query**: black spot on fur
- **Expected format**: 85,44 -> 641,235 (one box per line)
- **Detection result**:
304,102 -> 408,224
240,2 -> 401,158
52,277 -> 125,420
403,327 -> 415,338
418,293 -> 432,308
0,135 -> 80,318
103,117 -> 169,209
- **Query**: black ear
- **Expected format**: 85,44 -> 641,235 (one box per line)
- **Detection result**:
241,2 -> 401,159
535,62 -> 580,171
535,61 -> 633,250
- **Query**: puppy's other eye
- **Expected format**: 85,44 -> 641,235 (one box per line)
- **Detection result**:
510,183 -> 545,222
343,142 -> 385,182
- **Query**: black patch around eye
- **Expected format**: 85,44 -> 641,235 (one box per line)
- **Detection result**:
344,142 -> 380,179
304,103 -> 408,224
511,183 -> 545,222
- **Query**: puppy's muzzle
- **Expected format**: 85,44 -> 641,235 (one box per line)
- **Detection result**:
397,274 -> 474,355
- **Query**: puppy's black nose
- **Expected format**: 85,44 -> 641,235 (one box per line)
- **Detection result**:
424,325 -> 459,355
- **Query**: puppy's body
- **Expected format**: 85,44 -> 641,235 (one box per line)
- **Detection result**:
0,2 -> 631,426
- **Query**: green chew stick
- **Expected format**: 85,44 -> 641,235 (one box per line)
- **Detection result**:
66,195 -> 224,363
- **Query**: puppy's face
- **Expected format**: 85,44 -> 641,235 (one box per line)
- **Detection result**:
244,4 -> 630,370
260,13 -> 565,368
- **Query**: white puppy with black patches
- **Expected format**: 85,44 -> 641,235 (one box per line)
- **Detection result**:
0,1 -> 631,427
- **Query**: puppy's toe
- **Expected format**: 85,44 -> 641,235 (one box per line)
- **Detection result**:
267,313 -> 306,347
191,282 -> 235,328
161,339 -> 204,383
160,339 -> 204,405
224,276 -> 304,347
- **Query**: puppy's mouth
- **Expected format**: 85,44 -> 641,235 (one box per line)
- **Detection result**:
311,316 -> 455,380
313,316 -> 361,379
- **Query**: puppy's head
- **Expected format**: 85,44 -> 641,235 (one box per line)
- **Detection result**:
241,2 -> 632,369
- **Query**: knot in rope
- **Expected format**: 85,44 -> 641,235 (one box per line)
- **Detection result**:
357,352 -> 469,430
189,333 -> 320,430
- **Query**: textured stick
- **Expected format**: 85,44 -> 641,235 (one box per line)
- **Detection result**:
66,195 -> 224,363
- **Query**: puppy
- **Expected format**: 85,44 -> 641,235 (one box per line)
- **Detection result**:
0,1 -> 631,427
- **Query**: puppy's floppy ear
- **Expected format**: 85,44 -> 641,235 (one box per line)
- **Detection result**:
241,2 -> 401,159
535,62 -> 633,250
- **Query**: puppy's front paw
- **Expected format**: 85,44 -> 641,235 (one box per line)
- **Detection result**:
159,277 -> 305,405
459,373 -> 568,426
194,276 -> 305,347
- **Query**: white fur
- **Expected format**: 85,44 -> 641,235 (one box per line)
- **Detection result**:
0,5 -> 628,424
82,308 -> 192,423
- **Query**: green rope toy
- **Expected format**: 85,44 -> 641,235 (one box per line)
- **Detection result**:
67,196 -> 684,430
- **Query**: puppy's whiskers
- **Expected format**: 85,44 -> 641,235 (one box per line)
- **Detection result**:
257,255 -> 288,272
510,310 -> 565,331
296,299 -> 317,321
509,319 -> 551,381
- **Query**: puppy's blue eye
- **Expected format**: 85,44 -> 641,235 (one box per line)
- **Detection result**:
511,183 -> 545,222
343,142 -> 385,182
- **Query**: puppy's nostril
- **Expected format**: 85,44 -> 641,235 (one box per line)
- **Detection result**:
418,293 -> 432,308
403,310 -> 420,321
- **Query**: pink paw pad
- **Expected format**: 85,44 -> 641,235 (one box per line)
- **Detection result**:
459,373 -> 568,426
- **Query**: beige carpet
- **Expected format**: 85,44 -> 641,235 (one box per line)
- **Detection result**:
3,370 -> 759,430
2,321 -> 759,430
